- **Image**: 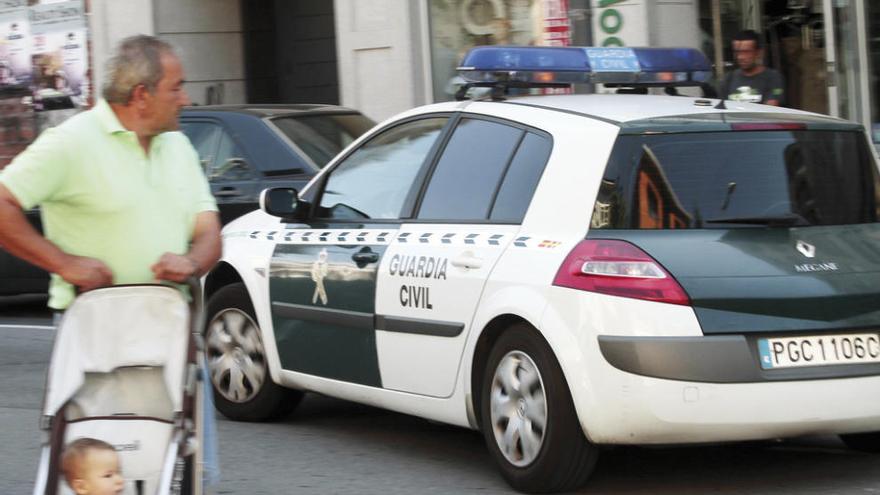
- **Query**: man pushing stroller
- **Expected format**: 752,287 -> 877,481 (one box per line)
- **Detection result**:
0,35 -> 222,491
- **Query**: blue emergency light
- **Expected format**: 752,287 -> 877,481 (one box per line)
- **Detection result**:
456,45 -> 713,88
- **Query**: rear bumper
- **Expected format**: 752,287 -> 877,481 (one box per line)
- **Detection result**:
541,289 -> 880,444
581,369 -> 880,444
598,335 -> 880,382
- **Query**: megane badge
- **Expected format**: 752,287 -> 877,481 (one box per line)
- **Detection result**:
796,240 -> 815,258
311,248 -> 329,305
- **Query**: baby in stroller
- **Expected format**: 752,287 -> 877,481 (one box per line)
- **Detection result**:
61,438 -> 124,495
33,284 -> 206,495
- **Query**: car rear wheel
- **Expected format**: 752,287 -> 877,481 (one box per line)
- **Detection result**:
480,323 -> 598,493
204,283 -> 303,421
840,432 -> 880,453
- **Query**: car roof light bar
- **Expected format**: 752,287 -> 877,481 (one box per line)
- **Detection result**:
455,46 -> 715,100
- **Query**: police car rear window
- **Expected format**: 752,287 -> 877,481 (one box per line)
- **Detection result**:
591,130 -> 880,229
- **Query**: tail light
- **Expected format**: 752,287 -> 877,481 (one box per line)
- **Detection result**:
553,239 -> 690,306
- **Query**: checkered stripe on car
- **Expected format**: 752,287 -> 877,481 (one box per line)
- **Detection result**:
233,229 -> 537,247
229,230 -> 563,249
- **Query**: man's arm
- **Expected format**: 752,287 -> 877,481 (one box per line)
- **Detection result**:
0,183 -> 113,290
151,210 -> 221,282
765,69 -> 785,107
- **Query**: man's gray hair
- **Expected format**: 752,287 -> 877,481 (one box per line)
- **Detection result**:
102,35 -> 175,104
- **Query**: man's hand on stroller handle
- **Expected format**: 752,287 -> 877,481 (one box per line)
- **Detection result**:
151,252 -> 199,283
58,255 -> 113,292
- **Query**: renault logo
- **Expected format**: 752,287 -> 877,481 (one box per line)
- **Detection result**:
796,240 -> 816,258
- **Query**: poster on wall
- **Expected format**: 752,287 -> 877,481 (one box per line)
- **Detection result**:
541,0 -> 570,46
0,0 -> 31,91
29,0 -> 87,109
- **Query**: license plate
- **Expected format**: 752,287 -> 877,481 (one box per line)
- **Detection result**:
758,333 -> 880,369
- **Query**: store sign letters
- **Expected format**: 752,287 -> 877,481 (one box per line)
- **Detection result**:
596,0 -> 626,46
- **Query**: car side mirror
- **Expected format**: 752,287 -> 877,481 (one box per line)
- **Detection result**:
260,187 -> 304,218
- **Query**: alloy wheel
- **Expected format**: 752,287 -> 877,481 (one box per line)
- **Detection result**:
205,308 -> 267,403
489,350 -> 548,467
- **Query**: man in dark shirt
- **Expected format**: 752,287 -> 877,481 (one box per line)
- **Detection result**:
721,30 -> 785,106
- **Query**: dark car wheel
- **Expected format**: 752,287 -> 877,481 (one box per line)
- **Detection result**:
480,323 -> 598,493
840,432 -> 880,453
204,283 -> 303,421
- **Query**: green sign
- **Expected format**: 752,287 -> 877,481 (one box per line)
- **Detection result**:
596,0 -> 625,47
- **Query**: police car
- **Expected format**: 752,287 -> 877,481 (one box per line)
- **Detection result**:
202,46 -> 880,493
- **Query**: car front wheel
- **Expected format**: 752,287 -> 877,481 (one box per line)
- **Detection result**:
480,323 -> 598,493
204,282 -> 303,421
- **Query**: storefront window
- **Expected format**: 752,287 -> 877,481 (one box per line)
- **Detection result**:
427,0 -> 578,102
830,0 -> 862,124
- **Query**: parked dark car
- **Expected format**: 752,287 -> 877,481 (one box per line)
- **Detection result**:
0,104 -> 375,296
179,104 -> 375,224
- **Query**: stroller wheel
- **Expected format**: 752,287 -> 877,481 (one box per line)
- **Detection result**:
205,283 -> 304,421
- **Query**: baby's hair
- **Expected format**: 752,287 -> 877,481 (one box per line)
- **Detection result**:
60,437 -> 117,486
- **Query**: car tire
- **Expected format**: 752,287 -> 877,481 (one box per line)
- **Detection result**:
480,323 -> 598,493
840,432 -> 880,453
204,283 -> 303,421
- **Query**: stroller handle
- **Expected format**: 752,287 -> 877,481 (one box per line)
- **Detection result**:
186,276 -> 203,315
185,276 -> 205,346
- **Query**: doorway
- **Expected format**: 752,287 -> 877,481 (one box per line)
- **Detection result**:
240,1 -> 340,105
701,0 -> 875,143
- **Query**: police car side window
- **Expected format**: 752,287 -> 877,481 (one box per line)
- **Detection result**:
317,117 -> 448,220
417,118 -> 523,221
489,132 -> 552,222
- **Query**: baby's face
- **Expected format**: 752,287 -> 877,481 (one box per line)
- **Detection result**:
74,449 -> 124,495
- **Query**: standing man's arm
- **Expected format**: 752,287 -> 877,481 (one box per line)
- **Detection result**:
0,184 -> 113,290
765,70 -> 785,107
151,210 -> 221,282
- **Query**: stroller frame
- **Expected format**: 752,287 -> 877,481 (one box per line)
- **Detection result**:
33,280 -> 206,495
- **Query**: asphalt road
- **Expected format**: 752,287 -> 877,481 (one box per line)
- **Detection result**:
2,297 -> 879,495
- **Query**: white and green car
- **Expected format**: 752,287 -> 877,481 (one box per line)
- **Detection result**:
202,47 -> 880,493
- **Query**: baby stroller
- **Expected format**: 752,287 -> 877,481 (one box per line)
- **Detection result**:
33,281 -> 206,495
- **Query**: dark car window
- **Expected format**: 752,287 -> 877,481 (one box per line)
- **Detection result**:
317,117 -> 448,220
212,131 -> 254,181
418,118 -> 523,221
180,121 -> 222,171
270,113 -> 375,168
490,132 -> 552,222
592,130 -> 880,229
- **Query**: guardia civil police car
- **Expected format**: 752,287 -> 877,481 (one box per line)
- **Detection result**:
202,46 -> 880,493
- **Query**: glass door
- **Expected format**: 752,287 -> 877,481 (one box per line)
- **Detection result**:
824,0 -> 874,142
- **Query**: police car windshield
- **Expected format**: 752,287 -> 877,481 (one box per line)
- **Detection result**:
592,130 -> 880,229
270,113 -> 375,168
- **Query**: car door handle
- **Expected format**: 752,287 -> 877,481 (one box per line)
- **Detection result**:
451,253 -> 483,269
214,187 -> 242,198
352,252 -> 379,264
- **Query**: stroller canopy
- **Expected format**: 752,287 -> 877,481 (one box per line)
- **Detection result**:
42,285 -> 191,418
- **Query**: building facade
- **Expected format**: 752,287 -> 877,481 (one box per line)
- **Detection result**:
87,0 -> 880,147
1,0 -> 877,167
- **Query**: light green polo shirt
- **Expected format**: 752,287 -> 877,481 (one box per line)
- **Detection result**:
0,100 -> 217,309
